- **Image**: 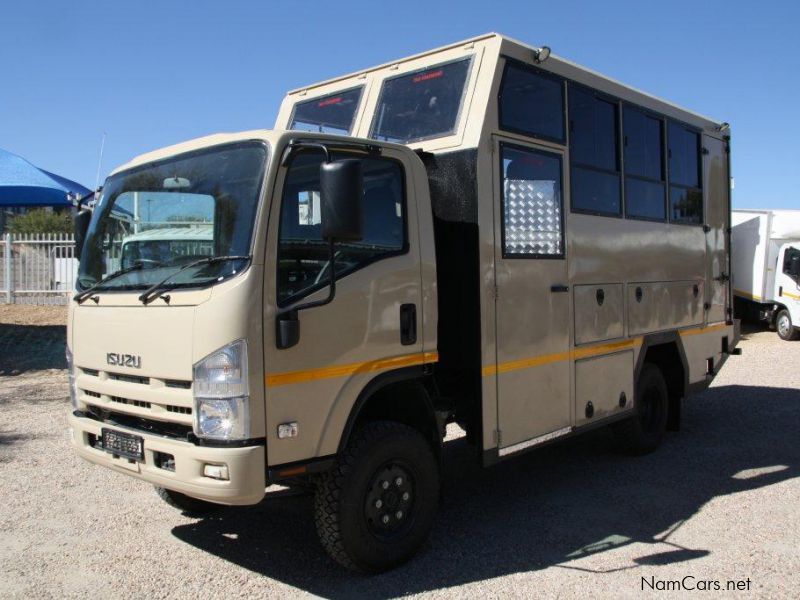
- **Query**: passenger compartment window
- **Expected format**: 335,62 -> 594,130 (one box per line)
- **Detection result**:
498,60 -> 565,142
668,122 -> 703,224
289,87 -> 363,135
277,153 -> 406,305
624,106 -> 666,221
501,144 -> 564,258
569,85 -> 621,216
370,57 -> 472,143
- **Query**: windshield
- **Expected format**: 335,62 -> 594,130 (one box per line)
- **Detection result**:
77,142 -> 267,292
289,87 -> 363,135
370,57 -> 472,144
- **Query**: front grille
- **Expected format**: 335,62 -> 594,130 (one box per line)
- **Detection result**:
108,373 -> 150,385
165,380 -> 191,389
166,405 -> 192,415
84,390 -> 101,398
110,396 -> 151,409
85,405 -> 192,440
82,368 -> 99,377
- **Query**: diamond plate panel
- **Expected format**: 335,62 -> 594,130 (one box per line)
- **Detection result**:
503,179 -> 562,255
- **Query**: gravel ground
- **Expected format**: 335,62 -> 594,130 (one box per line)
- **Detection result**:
0,321 -> 798,598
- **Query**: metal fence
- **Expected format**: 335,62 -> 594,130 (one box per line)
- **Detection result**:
1,233 -> 77,305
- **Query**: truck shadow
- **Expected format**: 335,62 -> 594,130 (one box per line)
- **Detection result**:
0,324 -> 66,375
171,384 -> 800,596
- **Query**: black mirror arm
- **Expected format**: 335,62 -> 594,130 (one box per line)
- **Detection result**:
279,239 -> 337,317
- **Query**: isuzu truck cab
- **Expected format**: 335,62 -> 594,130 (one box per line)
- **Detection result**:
68,33 -> 738,572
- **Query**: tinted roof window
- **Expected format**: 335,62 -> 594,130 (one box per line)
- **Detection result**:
624,106 -> 663,181
499,62 -> 564,142
370,58 -> 472,143
668,122 -> 701,188
290,87 -> 363,135
569,86 -> 618,172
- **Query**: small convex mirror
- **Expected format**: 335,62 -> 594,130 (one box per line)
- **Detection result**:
320,159 -> 363,242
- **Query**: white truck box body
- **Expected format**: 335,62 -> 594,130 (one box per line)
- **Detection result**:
732,209 -> 800,335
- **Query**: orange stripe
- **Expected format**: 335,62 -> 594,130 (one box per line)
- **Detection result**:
482,337 -> 641,377
483,322 -> 733,377
734,289 -> 762,301
266,351 -> 438,387
678,323 -> 729,337
783,291 -> 800,301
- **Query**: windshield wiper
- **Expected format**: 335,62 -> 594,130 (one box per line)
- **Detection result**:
138,255 -> 250,305
73,262 -> 151,304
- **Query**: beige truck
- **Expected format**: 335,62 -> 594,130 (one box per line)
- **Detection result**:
67,33 -> 738,572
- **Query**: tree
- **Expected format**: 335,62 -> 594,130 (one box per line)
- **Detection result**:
7,208 -> 72,234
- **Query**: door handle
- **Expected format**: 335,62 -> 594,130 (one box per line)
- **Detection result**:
400,303 -> 417,345
550,284 -> 569,293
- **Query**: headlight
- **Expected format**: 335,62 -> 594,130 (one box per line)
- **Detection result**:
192,339 -> 250,441
66,347 -> 78,409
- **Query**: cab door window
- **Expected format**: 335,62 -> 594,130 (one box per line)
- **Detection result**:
277,153 -> 407,306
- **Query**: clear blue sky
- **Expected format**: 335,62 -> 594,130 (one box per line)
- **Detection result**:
1,0 -> 798,209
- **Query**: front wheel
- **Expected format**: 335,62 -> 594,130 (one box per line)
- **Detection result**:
314,421 -> 440,573
612,363 -> 669,455
776,309 -> 800,341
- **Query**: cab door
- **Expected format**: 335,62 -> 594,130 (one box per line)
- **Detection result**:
703,135 -> 731,324
263,148 -> 427,467
493,137 -> 572,453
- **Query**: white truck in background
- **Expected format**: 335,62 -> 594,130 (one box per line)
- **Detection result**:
732,209 -> 800,340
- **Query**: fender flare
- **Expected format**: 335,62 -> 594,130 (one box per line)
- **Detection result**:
336,365 -> 437,455
634,330 -> 690,398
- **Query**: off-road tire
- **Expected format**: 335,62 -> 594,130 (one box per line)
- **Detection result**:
612,363 -> 669,455
154,486 -> 221,516
314,421 -> 440,573
776,309 -> 800,341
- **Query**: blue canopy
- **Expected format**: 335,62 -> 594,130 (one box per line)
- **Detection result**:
0,147 -> 91,207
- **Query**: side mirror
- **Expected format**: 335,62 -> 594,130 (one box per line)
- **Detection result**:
276,159 -> 363,351
73,209 -> 92,258
320,159 -> 363,242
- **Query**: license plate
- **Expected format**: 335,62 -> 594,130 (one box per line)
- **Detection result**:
102,428 -> 144,461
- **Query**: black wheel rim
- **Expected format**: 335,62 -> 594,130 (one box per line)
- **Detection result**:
639,385 -> 664,433
364,461 -> 416,539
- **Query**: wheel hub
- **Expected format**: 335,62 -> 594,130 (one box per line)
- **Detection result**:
364,463 -> 415,537
778,315 -> 790,336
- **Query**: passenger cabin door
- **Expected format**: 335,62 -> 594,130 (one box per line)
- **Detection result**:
492,138 -> 571,453
703,135 -> 731,324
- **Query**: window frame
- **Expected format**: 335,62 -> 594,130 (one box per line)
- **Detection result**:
498,57 -> 567,145
275,149 -> 410,308
568,83 -> 623,219
288,86 -> 365,136
368,55 -> 474,145
499,141 -> 566,260
622,103 -> 668,223
666,119 -> 704,226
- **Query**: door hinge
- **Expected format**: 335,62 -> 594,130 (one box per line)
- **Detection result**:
702,147 -> 710,155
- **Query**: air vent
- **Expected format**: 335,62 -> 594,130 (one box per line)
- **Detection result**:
110,396 -> 151,409
84,390 -> 101,398
82,368 -> 99,377
109,373 -> 150,385
165,380 -> 191,389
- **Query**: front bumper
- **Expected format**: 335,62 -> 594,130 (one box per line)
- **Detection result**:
68,411 -> 266,505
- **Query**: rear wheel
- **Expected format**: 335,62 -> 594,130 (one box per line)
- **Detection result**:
154,486 -> 221,516
612,363 -> 669,455
776,309 -> 800,341
314,421 -> 440,573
